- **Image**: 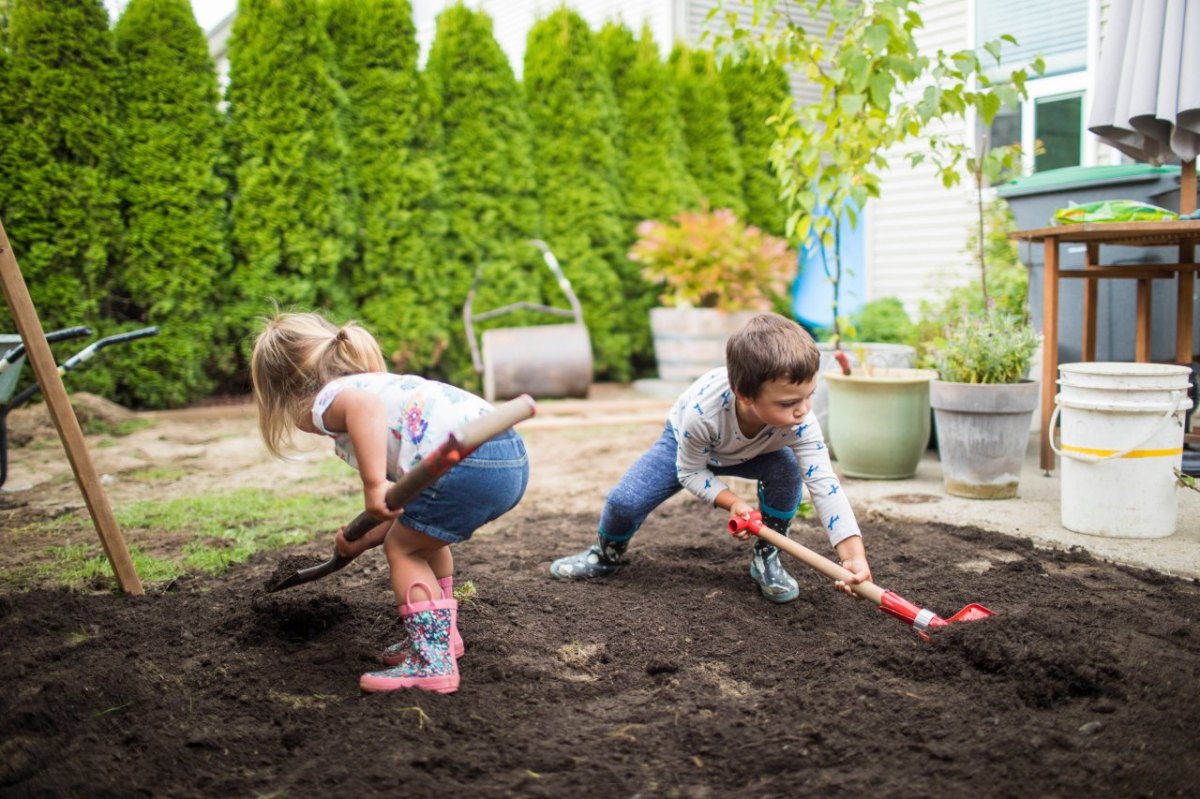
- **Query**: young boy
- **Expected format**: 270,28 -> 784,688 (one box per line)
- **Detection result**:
550,313 -> 871,602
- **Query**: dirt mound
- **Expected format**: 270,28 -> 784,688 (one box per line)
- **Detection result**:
5,392 -> 134,446
2,503 -> 1198,797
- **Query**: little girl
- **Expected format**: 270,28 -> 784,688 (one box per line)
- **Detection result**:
251,311 -> 530,694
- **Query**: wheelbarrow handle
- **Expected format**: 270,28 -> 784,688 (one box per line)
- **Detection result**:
0,326 -> 93,371
341,394 -> 537,542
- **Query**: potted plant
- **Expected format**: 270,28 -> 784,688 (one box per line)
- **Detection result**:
917,43 -> 1045,497
630,206 -> 794,385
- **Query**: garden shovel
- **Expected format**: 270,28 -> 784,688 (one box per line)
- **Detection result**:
266,394 -> 537,593
729,512 -> 992,638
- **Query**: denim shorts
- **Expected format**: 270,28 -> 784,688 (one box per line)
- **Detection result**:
400,429 -> 529,544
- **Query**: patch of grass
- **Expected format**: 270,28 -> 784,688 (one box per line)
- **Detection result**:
454,580 -> 478,604
81,417 -> 154,438
126,466 -> 191,482
14,488 -> 360,591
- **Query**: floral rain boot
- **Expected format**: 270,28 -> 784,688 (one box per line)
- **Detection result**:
749,514 -> 800,603
360,582 -> 459,694
549,536 -> 627,580
381,576 -> 463,666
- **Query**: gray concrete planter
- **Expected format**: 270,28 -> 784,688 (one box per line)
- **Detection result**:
930,380 -> 1039,499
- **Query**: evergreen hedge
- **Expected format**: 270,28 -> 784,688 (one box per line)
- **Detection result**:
111,0 -> 230,407
224,0 -> 355,367
524,9 -> 631,380
598,21 -> 698,366
0,0 -> 123,396
721,58 -> 790,237
670,44 -> 747,219
424,3 -> 543,388
326,0 -> 447,376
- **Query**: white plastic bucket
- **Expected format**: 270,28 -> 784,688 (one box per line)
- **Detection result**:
1050,362 -> 1193,538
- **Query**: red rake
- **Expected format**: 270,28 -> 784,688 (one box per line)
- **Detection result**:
729,512 -> 992,638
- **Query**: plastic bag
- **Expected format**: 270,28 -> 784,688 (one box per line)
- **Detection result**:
1053,200 -> 1179,225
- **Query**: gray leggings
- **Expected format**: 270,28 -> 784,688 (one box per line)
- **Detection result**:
598,423 -> 802,544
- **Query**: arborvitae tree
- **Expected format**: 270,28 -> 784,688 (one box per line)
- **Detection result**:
670,44 -> 747,219
0,0 -> 123,396
721,58 -> 790,237
424,4 -> 543,387
524,9 -> 632,380
326,0 -> 447,375
111,0 -> 229,407
224,0 -> 354,362
598,20 -> 698,366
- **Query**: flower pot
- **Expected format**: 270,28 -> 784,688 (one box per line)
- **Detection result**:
930,380 -> 1039,499
648,307 -> 757,382
813,342 -> 916,441
824,368 -> 937,479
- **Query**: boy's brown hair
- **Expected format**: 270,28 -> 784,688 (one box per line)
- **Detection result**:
726,313 -> 821,398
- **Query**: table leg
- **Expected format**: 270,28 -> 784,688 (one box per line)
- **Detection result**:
1041,237 -> 1059,473
1136,278 -> 1152,362
1083,244 -> 1098,361
1178,240 -> 1195,365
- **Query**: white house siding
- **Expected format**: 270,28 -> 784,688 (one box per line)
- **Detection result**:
866,0 -> 978,316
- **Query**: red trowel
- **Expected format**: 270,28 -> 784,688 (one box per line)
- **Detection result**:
729,512 -> 992,638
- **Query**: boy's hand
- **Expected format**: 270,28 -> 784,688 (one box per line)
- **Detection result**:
834,557 -> 872,598
335,519 -> 392,559
727,499 -> 757,541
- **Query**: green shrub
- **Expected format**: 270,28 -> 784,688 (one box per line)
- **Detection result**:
0,0 -> 122,398
326,0 -> 447,376
224,0 -> 355,367
424,3 -> 543,387
670,44 -> 746,220
524,9 -> 631,380
849,297 -> 914,344
720,57 -> 789,237
110,0 -> 229,407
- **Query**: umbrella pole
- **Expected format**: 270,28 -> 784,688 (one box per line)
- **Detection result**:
1183,159 -> 1196,215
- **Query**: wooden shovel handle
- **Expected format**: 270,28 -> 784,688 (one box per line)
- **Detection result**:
731,514 -> 884,605
341,394 -> 536,542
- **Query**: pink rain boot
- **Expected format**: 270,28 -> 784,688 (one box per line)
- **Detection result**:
360,582 -> 459,694
381,575 -> 464,665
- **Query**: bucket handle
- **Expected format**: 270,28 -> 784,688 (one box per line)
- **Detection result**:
1048,389 -> 1186,463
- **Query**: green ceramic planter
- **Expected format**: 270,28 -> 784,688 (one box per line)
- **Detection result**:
823,368 -> 937,479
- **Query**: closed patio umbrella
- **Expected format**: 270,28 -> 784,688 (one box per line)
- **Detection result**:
1088,0 -> 1199,213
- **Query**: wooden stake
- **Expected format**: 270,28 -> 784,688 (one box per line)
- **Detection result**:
0,219 -> 143,595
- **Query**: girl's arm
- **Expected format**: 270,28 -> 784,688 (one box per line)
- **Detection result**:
322,388 -> 402,521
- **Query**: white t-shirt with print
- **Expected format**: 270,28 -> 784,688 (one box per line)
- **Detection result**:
311,372 -> 492,479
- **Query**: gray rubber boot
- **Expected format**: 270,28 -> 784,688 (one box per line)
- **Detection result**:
549,536 -> 627,580
749,514 -> 800,603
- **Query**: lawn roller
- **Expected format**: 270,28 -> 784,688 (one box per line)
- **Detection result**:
265,394 -> 537,593
729,511 -> 992,638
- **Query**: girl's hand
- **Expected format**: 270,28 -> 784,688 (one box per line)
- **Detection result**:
363,479 -> 403,522
335,520 -> 391,559
834,557 -> 872,598
727,499 -> 757,541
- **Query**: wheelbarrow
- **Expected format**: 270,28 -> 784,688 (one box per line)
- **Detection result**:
463,239 -> 592,402
1,325 -> 160,488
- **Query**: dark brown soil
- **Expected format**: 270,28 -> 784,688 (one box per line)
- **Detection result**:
2,501 -> 1199,798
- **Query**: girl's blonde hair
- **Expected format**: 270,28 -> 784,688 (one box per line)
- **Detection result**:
250,311 -> 387,457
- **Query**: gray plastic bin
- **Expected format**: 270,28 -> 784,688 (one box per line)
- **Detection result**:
998,164 -> 1198,364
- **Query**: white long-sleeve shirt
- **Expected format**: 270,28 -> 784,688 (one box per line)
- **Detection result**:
667,368 -> 861,547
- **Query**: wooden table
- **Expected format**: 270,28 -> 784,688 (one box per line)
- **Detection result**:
1011,220 -> 1200,471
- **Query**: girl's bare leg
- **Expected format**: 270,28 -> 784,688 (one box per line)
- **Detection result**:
383,521 -> 450,602
430,546 -> 453,583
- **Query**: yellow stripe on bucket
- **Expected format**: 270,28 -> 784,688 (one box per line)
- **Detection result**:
1060,443 -> 1183,459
